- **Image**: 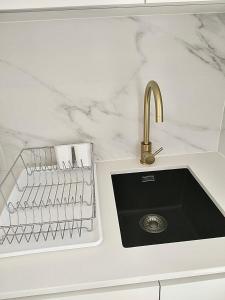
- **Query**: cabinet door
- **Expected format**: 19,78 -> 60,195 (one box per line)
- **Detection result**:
146,0 -> 218,4
160,273 -> 225,300
31,282 -> 159,300
0,0 -> 144,11
146,0 -> 217,3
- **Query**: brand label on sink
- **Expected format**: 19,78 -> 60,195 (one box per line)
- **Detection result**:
141,175 -> 155,183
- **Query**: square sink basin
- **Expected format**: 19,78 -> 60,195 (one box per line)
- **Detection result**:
111,168 -> 225,248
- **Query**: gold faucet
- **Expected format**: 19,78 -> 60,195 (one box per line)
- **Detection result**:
140,80 -> 164,164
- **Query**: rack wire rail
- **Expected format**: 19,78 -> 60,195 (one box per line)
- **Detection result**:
0,146 -> 102,257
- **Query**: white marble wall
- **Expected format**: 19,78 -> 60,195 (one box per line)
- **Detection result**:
219,109 -> 225,155
0,13 -> 225,169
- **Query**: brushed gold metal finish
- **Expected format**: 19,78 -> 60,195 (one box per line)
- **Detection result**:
140,80 -> 164,165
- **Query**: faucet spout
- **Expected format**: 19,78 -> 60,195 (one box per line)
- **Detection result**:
141,80 -> 164,164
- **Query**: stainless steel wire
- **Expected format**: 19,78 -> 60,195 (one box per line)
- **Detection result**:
0,146 -> 96,245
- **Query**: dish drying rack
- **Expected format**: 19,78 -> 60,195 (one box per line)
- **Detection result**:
0,145 -> 102,257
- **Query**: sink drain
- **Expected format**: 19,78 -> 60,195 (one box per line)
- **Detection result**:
139,214 -> 168,234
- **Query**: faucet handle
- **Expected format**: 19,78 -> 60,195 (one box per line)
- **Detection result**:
153,147 -> 163,157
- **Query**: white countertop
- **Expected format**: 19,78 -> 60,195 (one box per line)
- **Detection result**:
0,152 -> 225,299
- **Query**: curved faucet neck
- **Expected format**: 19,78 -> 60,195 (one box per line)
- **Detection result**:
143,80 -> 163,145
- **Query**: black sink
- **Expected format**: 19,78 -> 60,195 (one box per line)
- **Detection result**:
111,168 -> 225,248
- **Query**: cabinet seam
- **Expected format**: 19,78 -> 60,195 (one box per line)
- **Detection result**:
158,280 -> 161,300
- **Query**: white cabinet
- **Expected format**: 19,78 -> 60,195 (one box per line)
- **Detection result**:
0,0 -> 144,11
0,0 -> 223,12
31,282 -> 159,300
160,273 -> 225,300
146,0 -> 218,2
0,0 -> 225,13
12,274 -> 225,300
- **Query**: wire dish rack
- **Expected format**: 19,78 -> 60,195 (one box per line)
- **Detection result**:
0,145 -> 102,257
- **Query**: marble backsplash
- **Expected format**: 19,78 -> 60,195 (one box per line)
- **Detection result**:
0,13 -> 225,170
219,111 -> 225,155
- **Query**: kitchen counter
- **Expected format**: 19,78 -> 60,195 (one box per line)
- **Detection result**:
0,152 -> 225,299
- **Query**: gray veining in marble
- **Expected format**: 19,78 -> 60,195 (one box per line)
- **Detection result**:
0,13 -> 225,170
219,108 -> 225,155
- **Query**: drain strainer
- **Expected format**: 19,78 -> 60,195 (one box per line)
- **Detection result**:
139,214 -> 168,234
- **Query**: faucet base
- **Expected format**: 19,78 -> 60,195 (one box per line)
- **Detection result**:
140,142 -> 155,165
140,156 -> 155,165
